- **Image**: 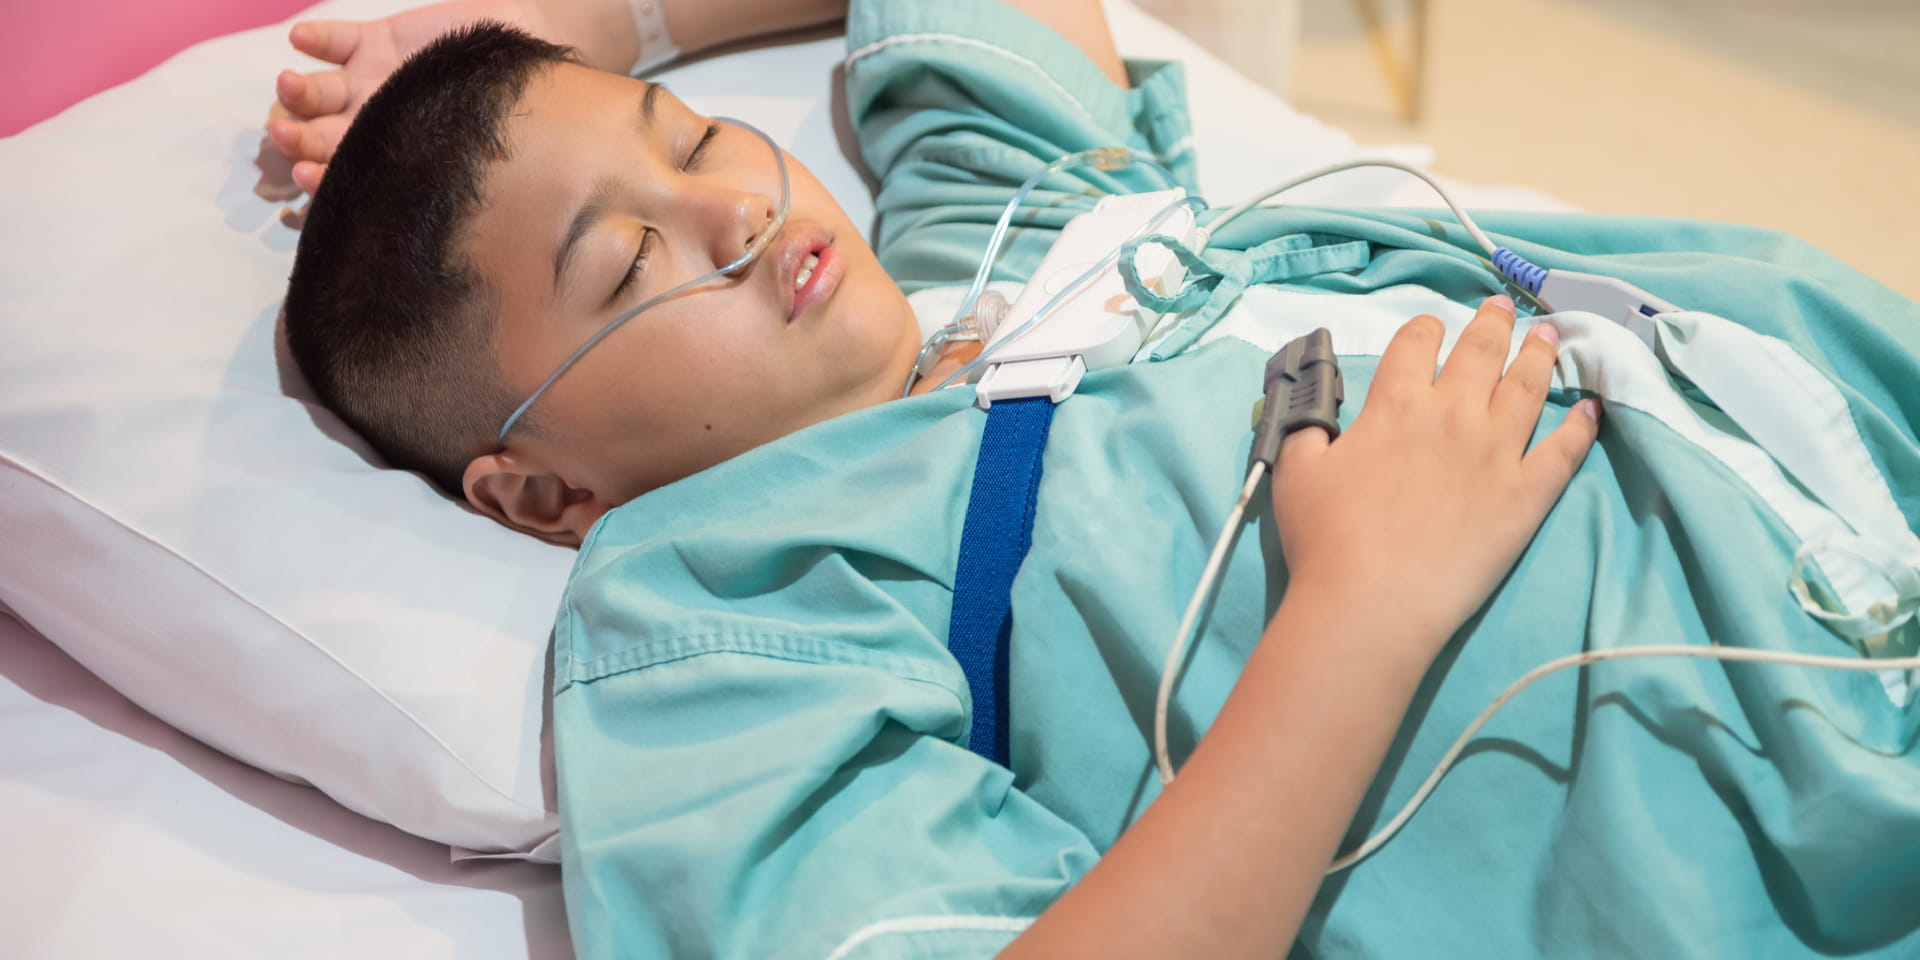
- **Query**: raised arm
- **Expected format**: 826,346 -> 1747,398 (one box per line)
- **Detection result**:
267,0 -> 1124,195
265,0 -> 831,195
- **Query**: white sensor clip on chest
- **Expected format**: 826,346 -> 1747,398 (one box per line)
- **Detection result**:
972,188 -> 1202,408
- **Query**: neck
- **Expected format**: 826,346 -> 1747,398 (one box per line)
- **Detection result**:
905,339 -> 984,397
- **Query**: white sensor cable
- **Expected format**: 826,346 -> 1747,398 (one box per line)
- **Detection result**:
1155,485 -> 1920,873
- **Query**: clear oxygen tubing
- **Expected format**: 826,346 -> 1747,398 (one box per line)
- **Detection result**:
954,148 -> 1180,328
497,118 -> 791,447
918,157 -> 1530,399
923,193 -> 1208,395
903,147 -> 1179,398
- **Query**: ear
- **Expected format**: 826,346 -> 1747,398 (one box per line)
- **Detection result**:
462,452 -> 610,548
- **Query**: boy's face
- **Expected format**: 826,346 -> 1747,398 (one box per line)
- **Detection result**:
462,62 -> 920,534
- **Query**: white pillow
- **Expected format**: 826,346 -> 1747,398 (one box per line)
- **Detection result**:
0,0 -> 1488,861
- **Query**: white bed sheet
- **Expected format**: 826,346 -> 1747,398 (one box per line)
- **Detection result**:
0,607 -> 571,960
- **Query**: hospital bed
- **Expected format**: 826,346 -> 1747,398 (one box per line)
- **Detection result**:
0,1 -> 1571,956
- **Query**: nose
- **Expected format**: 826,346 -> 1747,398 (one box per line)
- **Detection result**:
700,187 -> 779,274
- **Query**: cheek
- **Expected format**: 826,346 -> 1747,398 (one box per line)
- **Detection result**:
628,305 -> 790,408
792,168 -> 868,244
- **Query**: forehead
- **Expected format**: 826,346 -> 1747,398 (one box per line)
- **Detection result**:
461,66 -> 656,284
497,62 -> 655,173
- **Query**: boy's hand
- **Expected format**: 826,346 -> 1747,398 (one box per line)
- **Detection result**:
265,0 -> 535,196
1271,296 -> 1600,651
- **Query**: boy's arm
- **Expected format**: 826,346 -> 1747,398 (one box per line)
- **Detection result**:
268,0 -> 1126,194
1005,298 -> 1601,958
1004,0 -> 1127,86
267,0 -> 843,195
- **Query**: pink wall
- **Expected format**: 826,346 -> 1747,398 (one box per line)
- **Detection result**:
2,0 -> 323,137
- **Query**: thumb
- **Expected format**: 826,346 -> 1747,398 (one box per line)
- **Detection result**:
1276,425 -> 1331,474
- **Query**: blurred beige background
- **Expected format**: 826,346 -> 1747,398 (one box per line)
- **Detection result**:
1134,0 -> 1919,302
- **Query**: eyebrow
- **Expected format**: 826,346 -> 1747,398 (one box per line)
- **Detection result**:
551,83 -> 666,296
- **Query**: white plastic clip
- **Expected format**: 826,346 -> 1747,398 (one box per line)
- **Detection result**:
1537,271 -> 1681,351
975,189 -> 1200,408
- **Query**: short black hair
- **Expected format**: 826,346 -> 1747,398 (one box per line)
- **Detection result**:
284,23 -> 576,494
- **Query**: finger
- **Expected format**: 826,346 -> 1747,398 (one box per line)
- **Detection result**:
1435,295 -> 1517,399
292,160 -> 327,195
1520,398 -> 1602,512
269,115 -> 348,166
290,20 -> 363,66
276,69 -> 352,119
1275,425 -> 1331,475
1267,432 -> 1328,499
1369,313 -> 1446,406
268,117 -> 301,162
1491,323 -> 1561,450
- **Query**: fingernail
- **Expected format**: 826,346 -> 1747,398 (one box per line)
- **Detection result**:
1484,294 -> 1514,313
291,23 -> 309,45
1531,323 -> 1560,346
1575,398 -> 1602,422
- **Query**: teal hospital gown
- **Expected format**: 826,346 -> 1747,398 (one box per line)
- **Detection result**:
551,2 -> 1920,957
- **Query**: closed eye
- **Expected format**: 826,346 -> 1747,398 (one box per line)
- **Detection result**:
685,122 -> 719,171
612,228 -> 657,302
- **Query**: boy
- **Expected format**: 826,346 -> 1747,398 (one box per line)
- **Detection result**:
272,1 -> 1920,957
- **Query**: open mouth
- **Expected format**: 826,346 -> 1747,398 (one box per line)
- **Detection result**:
787,237 -> 843,323
794,252 -> 819,291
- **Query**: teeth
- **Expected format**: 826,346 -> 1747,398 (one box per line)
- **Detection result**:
794,253 -> 819,291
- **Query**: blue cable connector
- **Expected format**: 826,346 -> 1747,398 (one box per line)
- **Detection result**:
1492,247 -> 1547,296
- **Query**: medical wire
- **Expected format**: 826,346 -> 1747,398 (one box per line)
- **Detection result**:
1147,156 -> 1570,785
1155,461 -> 1920,874
1143,159 -> 1918,864
924,194 -> 1207,395
497,118 -> 790,447
1152,459 -> 1268,786
903,147 -> 1178,398
1213,158 -> 1502,261
953,148 -> 1176,329
1126,158 -> 1524,787
920,156 -> 1522,399
1200,157 -> 1566,311
1325,645 -> 1920,874
921,147 -> 1919,873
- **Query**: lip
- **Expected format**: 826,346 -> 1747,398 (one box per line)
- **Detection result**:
775,227 -> 843,323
